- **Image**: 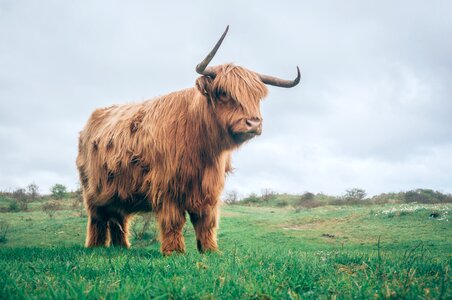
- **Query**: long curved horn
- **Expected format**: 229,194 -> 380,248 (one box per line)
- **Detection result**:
195,25 -> 229,77
259,66 -> 301,88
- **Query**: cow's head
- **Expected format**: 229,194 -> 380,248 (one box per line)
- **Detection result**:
195,26 -> 300,146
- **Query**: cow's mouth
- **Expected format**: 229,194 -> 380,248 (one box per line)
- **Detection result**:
231,130 -> 261,144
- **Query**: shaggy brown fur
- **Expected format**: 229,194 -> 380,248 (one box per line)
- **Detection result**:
77,64 -> 268,254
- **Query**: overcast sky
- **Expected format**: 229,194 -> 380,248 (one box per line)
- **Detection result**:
1,1 -> 451,197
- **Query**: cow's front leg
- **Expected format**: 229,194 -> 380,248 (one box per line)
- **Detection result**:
189,204 -> 219,253
85,206 -> 109,247
157,201 -> 186,255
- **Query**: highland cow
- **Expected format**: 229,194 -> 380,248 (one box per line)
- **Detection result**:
76,26 -> 300,255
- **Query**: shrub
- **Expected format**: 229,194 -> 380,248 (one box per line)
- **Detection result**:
131,214 -> 156,241
328,198 -> 346,206
26,183 -> 39,201
261,189 -> 277,202
403,189 -> 452,204
1,185 -> 39,212
300,192 -> 315,201
242,193 -> 261,204
8,200 -> 20,212
223,190 -> 239,204
343,188 -> 367,204
12,188 -> 28,211
370,193 -> 404,204
50,184 -> 68,200
42,201 -> 62,218
275,199 -> 289,207
71,188 -> 85,217
296,192 -> 323,209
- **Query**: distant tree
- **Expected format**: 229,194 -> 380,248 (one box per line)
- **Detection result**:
403,189 -> 452,204
242,192 -> 260,204
50,184 -> 68,200
27,183 -> 39,200
343,188 -> 367,203
296,192 -> 322,209
299,192 -> 315,201
223,190 -> 239,204
12,188 -> 28,211
370,192 -> 404,204
261,189 -> 277,202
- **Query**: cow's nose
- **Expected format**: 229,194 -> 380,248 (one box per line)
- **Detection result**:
245,118 -> 262,134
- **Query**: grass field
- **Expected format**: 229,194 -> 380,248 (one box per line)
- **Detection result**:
0,198 -> 451,299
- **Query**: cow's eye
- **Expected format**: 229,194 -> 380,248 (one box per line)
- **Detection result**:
216,89 -> 228,99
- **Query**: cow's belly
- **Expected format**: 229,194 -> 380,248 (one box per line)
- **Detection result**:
108,193 -> 152,214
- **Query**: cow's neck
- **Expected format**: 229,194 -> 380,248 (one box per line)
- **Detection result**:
185,91 -> 231,167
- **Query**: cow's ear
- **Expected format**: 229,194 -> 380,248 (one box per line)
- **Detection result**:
196,76 -> 214,98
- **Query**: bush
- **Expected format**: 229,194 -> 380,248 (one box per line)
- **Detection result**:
12,188 -> 28,211
370,193 -> 404,204
223,190 -> 239,204
404,189 -> 452,204
131,214 -> 156,241
343,188 -> 367,204
324,189 -> 368,206
42,201 -> 62,218
275,199 -> 289,207
50,184 -> 68,200
1,185 -> 40,212
296,192 -> 323,209
8,200 -> 20,212
261,189 -> 277,202
241,193 -> 261,204
328,198 -> 346,206
71,188 -> 85,217
26,183 -> 39,200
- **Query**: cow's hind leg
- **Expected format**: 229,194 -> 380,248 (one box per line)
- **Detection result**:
109,214 -> 131,248
189,205 -> 219,253
86,207 -> 109,247
157,201 -> 186,255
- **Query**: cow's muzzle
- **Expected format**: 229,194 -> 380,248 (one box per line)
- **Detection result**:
245,118 -> 262,136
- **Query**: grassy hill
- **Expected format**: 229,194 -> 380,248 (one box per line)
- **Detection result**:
0,197 -> 451,299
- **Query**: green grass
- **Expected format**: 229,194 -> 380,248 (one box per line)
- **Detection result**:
1,201 -> 451,299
